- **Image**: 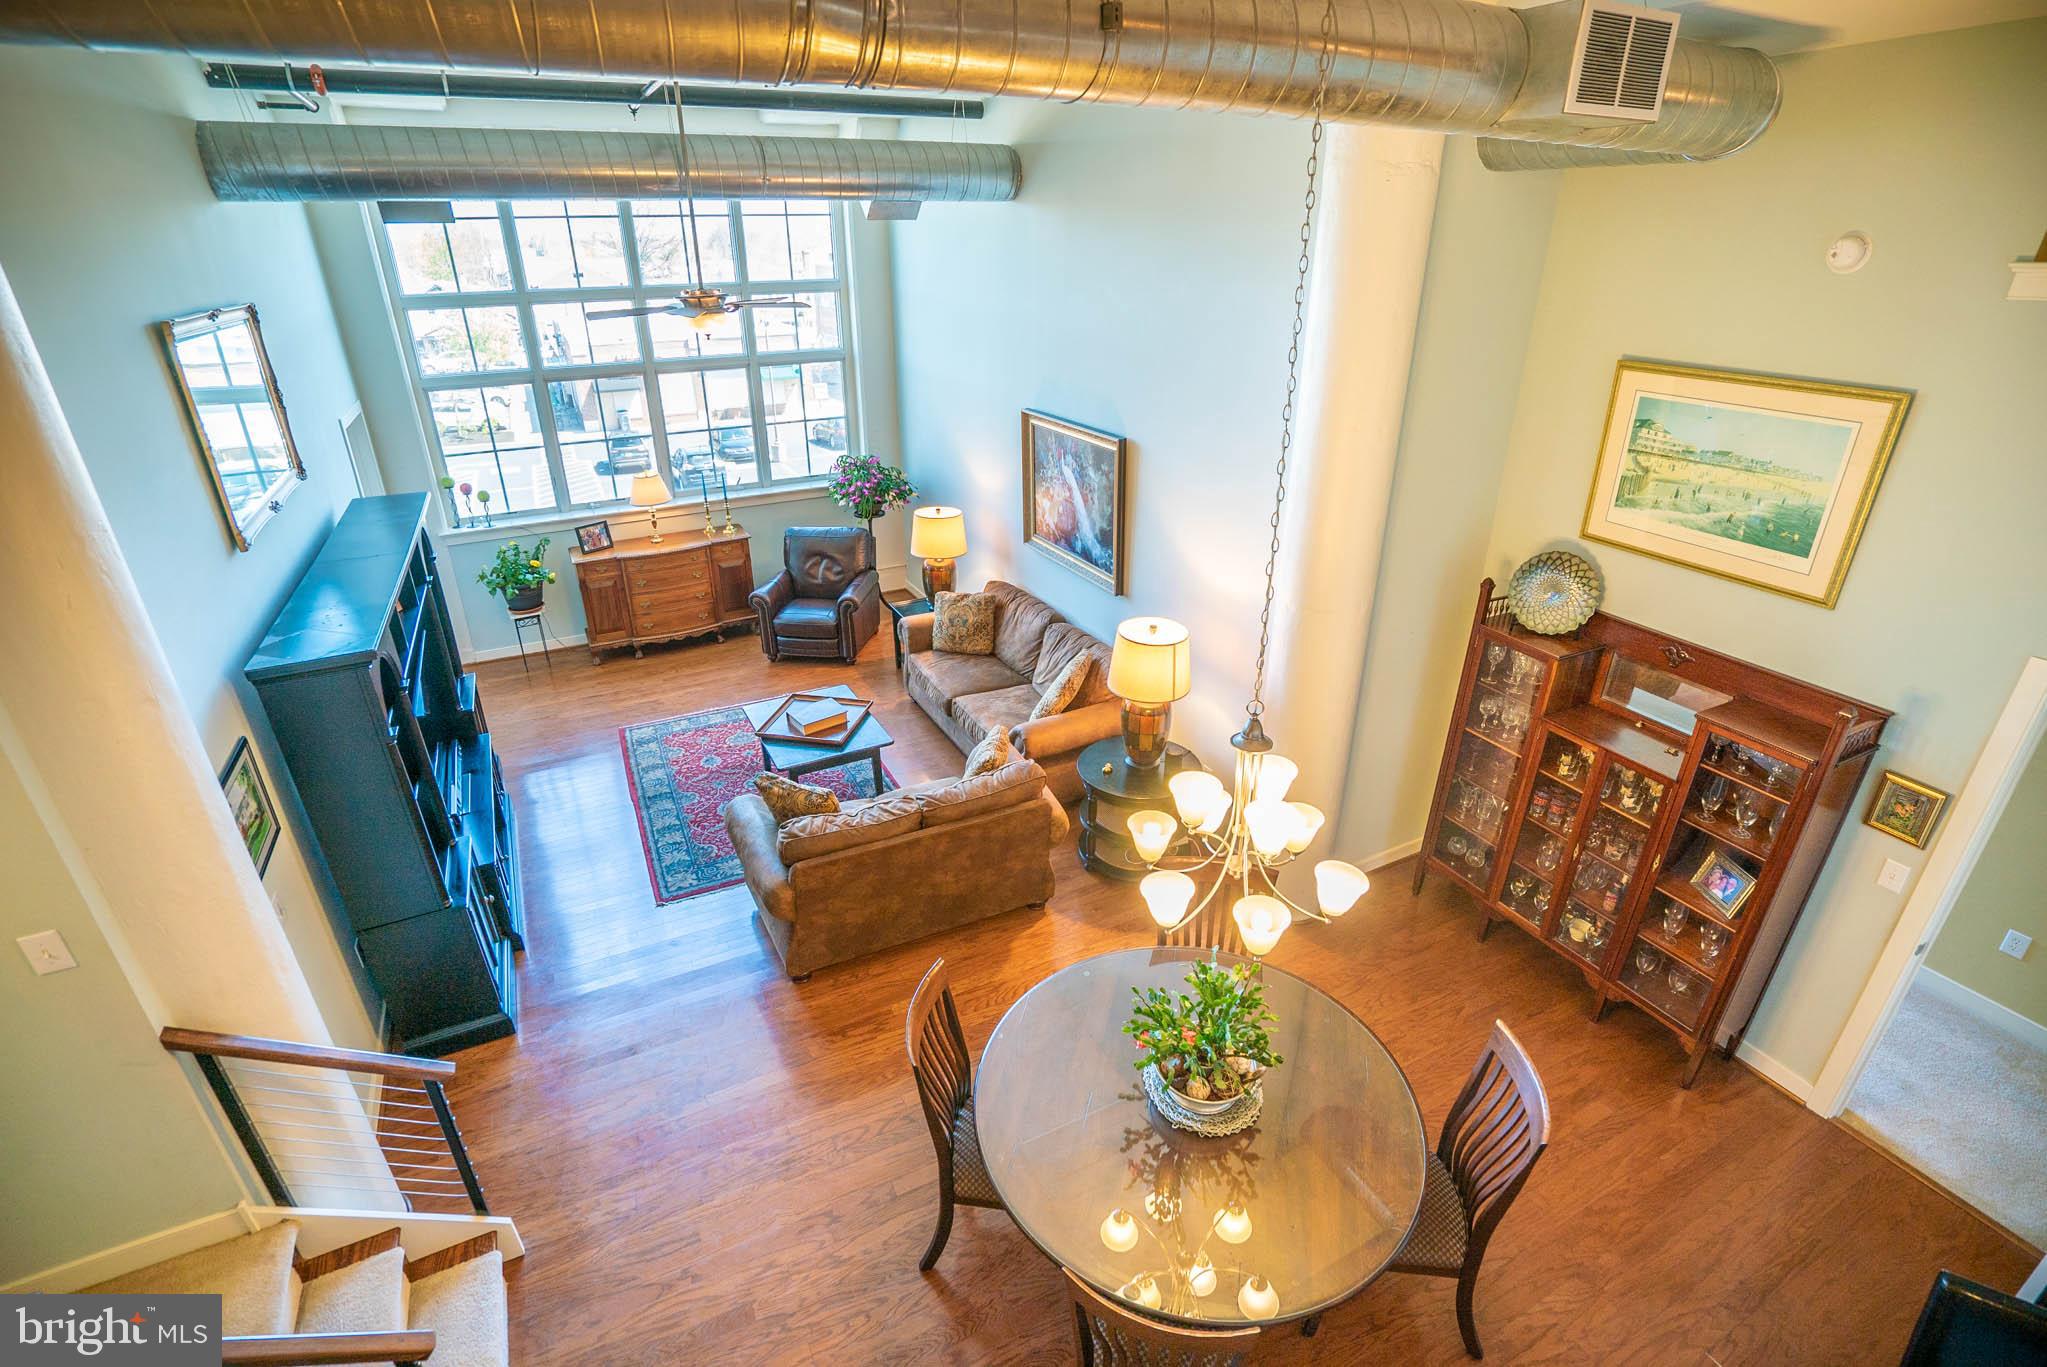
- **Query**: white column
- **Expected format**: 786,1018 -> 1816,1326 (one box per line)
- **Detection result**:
1263,125 -> 1444,850
0,261 -> 332,1045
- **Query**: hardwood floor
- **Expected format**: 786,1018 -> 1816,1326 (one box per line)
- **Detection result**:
452,628 -> 2034,1364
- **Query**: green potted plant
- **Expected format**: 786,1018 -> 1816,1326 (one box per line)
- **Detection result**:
1124,960 -> 1283,1116
477,537 -> 557,613
825,452 -> 916,535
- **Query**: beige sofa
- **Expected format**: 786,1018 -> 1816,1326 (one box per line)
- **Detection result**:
724,759 -> 1069,978
898,581 -> 1121,804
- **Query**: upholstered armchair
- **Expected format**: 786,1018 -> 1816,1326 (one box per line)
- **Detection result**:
750,526 -> 882,663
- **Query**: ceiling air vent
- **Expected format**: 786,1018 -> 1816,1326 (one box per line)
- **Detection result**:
1563,1 -> 1680,122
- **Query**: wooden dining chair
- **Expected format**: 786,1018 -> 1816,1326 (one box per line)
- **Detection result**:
906,957 -> 1004,1270
1157,895 -> 1246,957
1384,1020 -> 1550,1360
1064,1269 -> 1261,1367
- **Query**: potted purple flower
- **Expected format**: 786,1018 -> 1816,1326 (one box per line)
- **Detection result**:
825,453 -> 916,536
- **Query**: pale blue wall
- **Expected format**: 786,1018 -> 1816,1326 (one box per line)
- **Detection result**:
0,48 -> 381,1047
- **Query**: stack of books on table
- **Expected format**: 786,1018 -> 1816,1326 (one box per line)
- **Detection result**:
787,698 -> 850,736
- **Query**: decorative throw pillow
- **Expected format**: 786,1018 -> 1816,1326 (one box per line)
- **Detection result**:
963,727 -> 1014,778
932,590 -> 997,656
1028,652 -> 1093,721
754,771 -> 839,823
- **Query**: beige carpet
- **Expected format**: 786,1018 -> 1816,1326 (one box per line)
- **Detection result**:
1844,979 -> 2047,1247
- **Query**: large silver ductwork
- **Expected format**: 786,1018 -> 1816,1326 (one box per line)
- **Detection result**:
197,122 -> 1022,202
0,0 -> 1781,166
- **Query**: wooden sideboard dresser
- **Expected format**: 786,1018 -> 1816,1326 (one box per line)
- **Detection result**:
569,525 -> 753,660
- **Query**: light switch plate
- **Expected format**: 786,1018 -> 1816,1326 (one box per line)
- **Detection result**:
1877,858 -> 1911,893
2000,929 -> 2032,961
17,930 -> 78,975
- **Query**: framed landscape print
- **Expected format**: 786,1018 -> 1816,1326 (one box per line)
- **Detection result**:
219,737 -> 281,876
1864,770 -> 1949,848
1022,410 -> 1127,595
1582,362 -> 1912,607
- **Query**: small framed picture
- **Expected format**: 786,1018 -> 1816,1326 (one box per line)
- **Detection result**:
574,519 -> 614,554
1864,771 -> 1949,848
1688,846 -> 1756,919
219,737 -> 281,876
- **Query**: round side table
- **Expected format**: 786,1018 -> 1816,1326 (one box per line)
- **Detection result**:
1075,737 -> 1205,881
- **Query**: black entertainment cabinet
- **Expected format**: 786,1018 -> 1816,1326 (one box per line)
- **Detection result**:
248,494 -> 522,1055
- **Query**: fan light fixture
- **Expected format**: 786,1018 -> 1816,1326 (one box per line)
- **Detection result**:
1121,0 -> 1367,959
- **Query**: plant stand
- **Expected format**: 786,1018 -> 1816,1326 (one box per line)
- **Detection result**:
508,604 -> 554,674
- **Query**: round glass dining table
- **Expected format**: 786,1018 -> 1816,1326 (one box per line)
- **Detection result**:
973,946 -> 1426,1328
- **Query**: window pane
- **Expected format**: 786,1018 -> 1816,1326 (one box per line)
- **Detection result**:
631,200 -> 735,283
428,384 -> 551,513
647,307 -> 743,359
741,213 -> 792,281
516,218 -> 578,289
787,215 -> 835,279
532,302 -> 639,367
657,368 -> 757,489
175,335 -> 227,388
464,307 -> 527,370
409,309 -> 471,375
218,323 -> 263,386
752,293 -> 841,353
552,376 -> 652,505
761,361 -> 846,482
388,223 -> 456,294
568,217 -> 628,287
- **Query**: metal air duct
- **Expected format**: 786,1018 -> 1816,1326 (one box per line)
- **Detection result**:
195,122 -> 1022,202
0,0 -> 1781,165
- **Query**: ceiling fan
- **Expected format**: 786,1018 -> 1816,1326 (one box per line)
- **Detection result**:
594,82 -> 810,331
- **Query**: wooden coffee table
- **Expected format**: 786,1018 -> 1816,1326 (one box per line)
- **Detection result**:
743,684 -> 894,791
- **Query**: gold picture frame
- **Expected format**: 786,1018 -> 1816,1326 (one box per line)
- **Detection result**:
1582,361 -> 1912,608
1864,770 -> 1949,848
160,304 -> 306,552
1688,846 -> 1757,919
1021,410 -> 1127,596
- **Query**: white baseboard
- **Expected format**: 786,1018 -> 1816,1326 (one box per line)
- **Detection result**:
1361,837 -> 1423,875
1915,968 -> 2047,1054
5,1203 -> 525,1292
1734,1040 -> 1813,1102
3,1207 -> 257,1293
467,630 -> 588,664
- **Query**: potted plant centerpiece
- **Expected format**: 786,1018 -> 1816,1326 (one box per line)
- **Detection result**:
1124,960 -> 1283,1119
825,452 -> 916,536
478,537 -> 557,613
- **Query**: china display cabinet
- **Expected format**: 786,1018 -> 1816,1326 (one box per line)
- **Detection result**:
1418,580 -> 1890,1086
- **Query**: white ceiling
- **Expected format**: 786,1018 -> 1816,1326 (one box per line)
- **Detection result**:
1663,0 -> 2047,53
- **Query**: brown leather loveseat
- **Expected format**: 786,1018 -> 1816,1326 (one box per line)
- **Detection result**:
897,581 -> 1120,803
724,759 -> 1069,978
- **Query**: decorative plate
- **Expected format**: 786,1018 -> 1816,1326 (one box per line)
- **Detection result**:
1507,551 -> 1603,635
1143,1064 -> 1263,1137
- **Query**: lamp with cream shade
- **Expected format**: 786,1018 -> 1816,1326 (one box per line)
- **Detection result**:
909,506 -> 967,598
629,471 -> 673,544
1107,616 -> 1191,770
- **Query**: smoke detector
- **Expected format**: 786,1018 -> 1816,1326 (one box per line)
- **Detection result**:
1564,1 -> 1681,122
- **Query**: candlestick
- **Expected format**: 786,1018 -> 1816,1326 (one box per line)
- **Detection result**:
718,467 -> 736,535
697,466 -> 715,534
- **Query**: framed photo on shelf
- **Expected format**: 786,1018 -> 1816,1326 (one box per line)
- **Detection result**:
1864,770 -> 1949,848
219,737 -> 281,876
1021,410 -> 1127,596
574,519 -> 614,554
1582,361 -> 1912,608
1688,846 -> 1756,919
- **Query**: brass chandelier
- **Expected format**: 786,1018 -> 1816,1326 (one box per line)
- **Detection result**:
1124,0 -> 1368,956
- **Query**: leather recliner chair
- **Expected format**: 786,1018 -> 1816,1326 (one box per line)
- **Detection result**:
750,526 -> 882,663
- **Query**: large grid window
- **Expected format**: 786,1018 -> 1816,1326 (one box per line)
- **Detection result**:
378,197 -> 856,516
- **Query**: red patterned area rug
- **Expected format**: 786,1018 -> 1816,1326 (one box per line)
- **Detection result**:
620,701 -> 896,904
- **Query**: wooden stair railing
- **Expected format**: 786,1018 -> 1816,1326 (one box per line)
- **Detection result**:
161,1028 -> 488,1216
222,1331 -> 436,1364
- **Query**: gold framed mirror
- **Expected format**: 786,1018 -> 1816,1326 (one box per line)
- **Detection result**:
159,304 -> 305,551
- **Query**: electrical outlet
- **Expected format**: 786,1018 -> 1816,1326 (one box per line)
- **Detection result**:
2000,929 -> 2032,961
1876,858 -> 1911,893
17,930 -> 78,975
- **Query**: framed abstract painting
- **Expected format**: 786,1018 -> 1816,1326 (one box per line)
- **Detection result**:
1022,410 -> 1127,596
1582,362 -> 1912,607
